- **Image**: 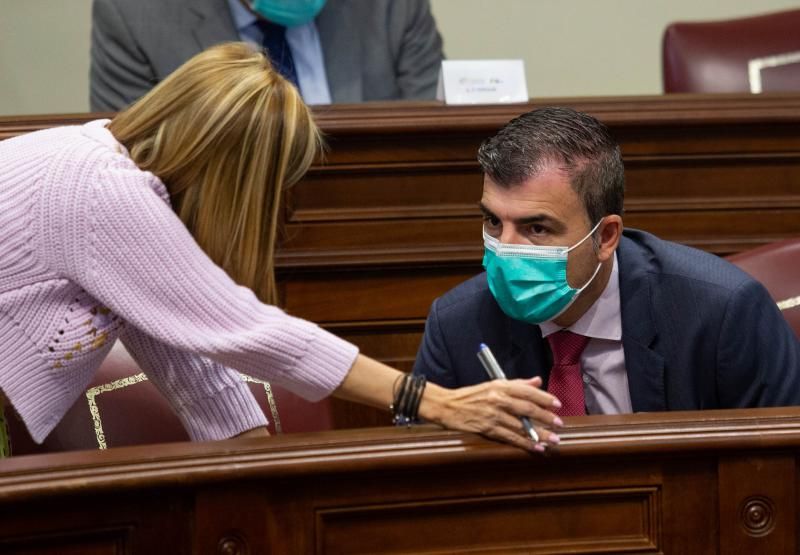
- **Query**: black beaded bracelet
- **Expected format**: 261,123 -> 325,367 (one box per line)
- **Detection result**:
393,374 -> 411,419
407,374 -> 426,423
391,373 -> 427,426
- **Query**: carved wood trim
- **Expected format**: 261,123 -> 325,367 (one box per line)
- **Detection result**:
718,455 -> 796,553
316,487 -> 662,554
6,94 -> 800,137
2,408 -> 800,502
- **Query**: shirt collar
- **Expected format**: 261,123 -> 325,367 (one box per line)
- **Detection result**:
227,0 -> 258,32
539,252 -> 622,341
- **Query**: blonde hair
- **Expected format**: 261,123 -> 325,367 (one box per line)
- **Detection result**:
109,42 -> 321,305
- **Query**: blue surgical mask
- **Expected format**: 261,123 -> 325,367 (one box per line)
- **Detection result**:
483,221 -> 603,324
252,0 -> 327,27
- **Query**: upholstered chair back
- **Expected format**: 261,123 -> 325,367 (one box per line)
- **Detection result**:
5,342 -> 335,455
663,9 -> 800,93
727,238 -> 800,338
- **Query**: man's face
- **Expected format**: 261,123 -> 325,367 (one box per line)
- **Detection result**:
479,166 -> 600,289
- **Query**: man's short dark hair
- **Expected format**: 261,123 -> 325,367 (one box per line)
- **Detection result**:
477,107 -> 625,225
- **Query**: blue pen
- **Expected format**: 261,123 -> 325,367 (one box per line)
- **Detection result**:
477,343 -> 540,443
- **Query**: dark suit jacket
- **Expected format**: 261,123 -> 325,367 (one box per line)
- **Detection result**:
414,229 -> 800,411
90,0 -> 444,111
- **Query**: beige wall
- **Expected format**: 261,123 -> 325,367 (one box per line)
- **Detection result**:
0,1 -> 93,115
1,0 -> 798,116
430,0 -> 800,98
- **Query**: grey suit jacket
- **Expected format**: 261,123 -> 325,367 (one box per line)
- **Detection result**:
90,0 -> 444,111
414,229 -> 800,412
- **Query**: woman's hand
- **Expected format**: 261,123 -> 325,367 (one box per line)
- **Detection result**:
332,354 -> 561,452
418,377 -> 563,452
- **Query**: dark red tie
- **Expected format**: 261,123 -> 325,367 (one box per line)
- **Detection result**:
546,330 -> 591,417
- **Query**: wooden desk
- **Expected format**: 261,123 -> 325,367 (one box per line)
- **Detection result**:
3,95 -> 800,428
1,408 -> 799,554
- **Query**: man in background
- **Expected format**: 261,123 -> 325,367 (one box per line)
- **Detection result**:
414,106 -> 800,419
90,0 -> 444,111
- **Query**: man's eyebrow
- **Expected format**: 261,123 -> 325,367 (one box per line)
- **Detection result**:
516,214 -> 561,227
478,203 -> 495,218
478,202 -> 564,229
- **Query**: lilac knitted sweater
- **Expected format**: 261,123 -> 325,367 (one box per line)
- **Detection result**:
0,120 -> 358,443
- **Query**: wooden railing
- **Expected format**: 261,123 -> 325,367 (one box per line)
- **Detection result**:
1,407 -> 799,553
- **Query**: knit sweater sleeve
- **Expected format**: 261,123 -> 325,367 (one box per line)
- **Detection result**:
45,156 -> 359,404
119,325 -> 269,441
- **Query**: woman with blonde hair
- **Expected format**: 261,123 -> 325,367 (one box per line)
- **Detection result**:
0,43 -> 562,455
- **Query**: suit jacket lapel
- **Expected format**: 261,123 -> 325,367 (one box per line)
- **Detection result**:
475,288 -> 548,382
617,236 -> 666,412
316,0 -> 363,103
189,0 -> 240,51
507,319 -> 550,381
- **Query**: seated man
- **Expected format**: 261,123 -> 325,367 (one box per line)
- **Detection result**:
414,107 -> 800,418
90,0 -> 444,111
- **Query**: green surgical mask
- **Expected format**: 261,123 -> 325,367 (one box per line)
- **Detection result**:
482,220 -> 603,324
251,0 -> 327,27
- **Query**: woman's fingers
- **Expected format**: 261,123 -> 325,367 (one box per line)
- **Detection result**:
484,424 -> 541,452
479,380 -> 563,429
514,378 -> 562,410
475,409 -> 560,452
535,426 -> 560,446
527,376 -> 543,388
442,379 -> 564,450
505,396 -> 563,429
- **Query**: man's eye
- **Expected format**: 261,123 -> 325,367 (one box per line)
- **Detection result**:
528,224 -> 548,235
483,215 -> 500,227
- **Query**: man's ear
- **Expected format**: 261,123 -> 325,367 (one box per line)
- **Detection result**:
597,215 -> 623,262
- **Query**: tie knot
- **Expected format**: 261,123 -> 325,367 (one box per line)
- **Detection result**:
547,330 -> 590,366
256,19 -> 287,38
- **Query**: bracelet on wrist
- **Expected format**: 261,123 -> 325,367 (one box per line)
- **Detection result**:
390,373 -> 427,426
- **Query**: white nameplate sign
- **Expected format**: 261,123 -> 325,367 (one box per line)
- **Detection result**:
436,60 -> 528,105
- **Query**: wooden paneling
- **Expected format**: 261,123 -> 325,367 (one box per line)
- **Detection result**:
718,455 -> 796,554
316,488 -> 661,554
6,94 -> 800,271
0,492 -> 191,555
3,95 -> 800,430
1,408 -> 800,553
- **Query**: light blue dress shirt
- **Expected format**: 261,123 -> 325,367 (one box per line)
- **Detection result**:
226,0 -> 332,105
